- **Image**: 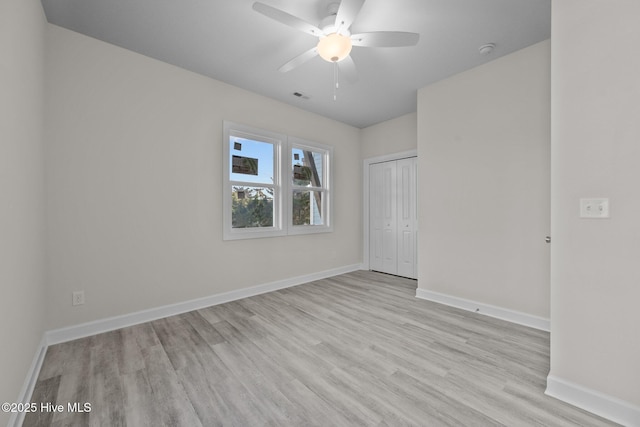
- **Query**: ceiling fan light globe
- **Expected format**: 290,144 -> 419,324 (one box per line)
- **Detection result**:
317,33 -> 352,63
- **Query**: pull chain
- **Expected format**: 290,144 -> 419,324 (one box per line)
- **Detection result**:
333,61 -> 339,101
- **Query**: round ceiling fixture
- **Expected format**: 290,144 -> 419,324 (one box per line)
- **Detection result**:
317,33 -> 353,62
479,43 -> 496,55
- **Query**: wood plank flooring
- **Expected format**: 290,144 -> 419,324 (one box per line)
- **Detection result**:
23,271 -> 618,426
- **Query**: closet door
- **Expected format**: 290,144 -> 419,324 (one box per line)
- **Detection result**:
396,157 -> 417,279
369,157 -> 417,279
369,161 -> 397,275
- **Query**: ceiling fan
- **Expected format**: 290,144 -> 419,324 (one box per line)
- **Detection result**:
252,0 -> 420,85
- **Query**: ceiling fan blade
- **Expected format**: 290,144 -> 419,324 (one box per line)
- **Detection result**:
252,2 -> 322,37
351,31 -> 420,47
335,0 -> 365,34
339,55 -> 358,84
279,47 -> 319,73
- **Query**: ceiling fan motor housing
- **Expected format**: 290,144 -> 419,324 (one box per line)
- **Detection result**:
321,3 -> 348,36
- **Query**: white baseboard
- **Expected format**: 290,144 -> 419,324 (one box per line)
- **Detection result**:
8,336 -> 48,427
546,375 -> 640,426
415,288 -> 550,332
46,263 -> 363,345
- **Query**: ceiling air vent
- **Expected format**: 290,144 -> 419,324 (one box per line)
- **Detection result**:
293,91 -> 310,100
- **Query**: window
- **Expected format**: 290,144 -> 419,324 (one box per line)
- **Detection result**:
223,122 -> 332,240
288,138 -> 332,234
223,122 -> 285,240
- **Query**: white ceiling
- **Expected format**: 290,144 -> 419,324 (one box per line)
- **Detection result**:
40,0 -> 551,128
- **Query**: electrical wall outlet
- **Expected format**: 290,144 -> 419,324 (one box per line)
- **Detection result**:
72,291 -> 85,306
580,198 -> 610,218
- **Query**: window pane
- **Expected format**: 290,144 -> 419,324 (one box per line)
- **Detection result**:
230,138 -> 274,184
232,186 -> 274,228
292,148 -> 323,187
292,191 -> 323,226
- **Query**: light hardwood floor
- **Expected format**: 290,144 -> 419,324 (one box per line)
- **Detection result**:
24,271 -> 617,426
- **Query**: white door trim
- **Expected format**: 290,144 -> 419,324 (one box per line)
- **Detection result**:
363,149 -> 417,271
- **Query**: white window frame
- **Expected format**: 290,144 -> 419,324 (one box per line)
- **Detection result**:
223,121 -> 333,240
287,137 -> 333,235
223,121 -> 285,240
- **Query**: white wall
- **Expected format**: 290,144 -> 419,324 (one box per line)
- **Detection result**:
417,40 -> 551,319
0,0 -> 46,423
361,112 -> 417,159
550,0 -> 640,411
45,25 -> 362,329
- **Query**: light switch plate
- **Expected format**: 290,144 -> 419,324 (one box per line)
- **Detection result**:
580,198 -> 610,218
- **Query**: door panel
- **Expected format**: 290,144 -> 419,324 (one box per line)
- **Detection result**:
397,158 -> 416,278
381,162 -> 397,274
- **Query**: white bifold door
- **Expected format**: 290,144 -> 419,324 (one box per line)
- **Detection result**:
369,157 -> 417,279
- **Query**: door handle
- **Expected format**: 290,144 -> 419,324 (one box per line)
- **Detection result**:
545,236 -> 551,243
